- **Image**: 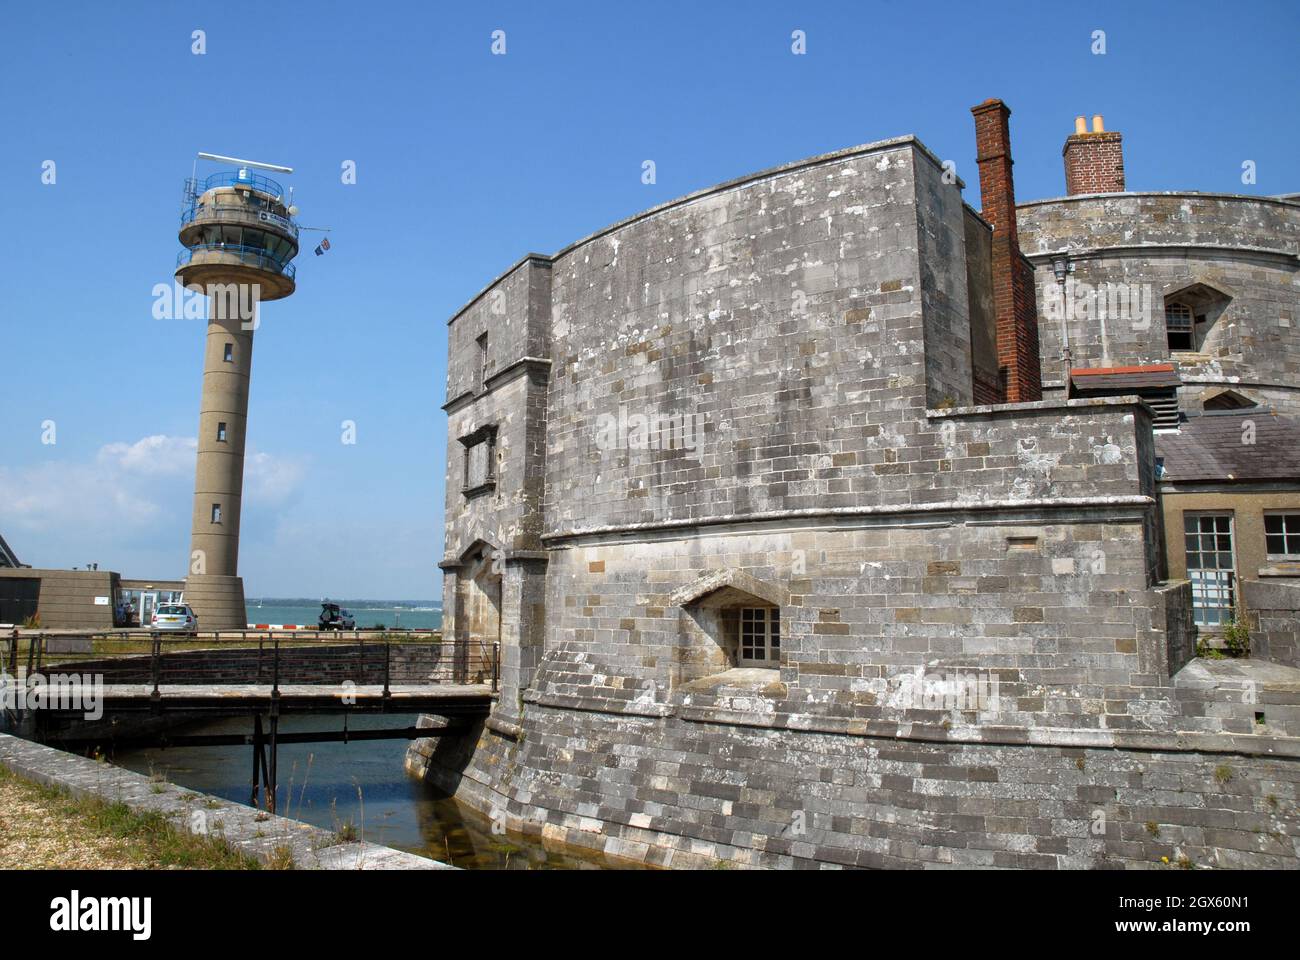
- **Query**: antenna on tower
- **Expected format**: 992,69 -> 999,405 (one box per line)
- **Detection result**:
196,152 -> 294,174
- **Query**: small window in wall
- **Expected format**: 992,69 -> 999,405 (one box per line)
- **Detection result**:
216,421 -> 227,442
223,343 -> 234,362
211,503 -> 222,524
1265,513 -> 1300,559
1166,302 -> 1194,351
738,607 -> 780,666
461,426 -> 497,495
1203,390 -> 1256,411
476,332 -> 489,391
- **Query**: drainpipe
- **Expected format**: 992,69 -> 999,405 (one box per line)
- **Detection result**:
1051,253 -> 1075,382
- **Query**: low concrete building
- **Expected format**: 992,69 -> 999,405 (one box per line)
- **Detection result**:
0,552 -> 185,630
0,568 -> 117,630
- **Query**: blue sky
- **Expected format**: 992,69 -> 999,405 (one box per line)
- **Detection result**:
1,0 -> 1296,599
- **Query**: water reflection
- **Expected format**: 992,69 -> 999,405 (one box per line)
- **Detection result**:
108,713 -> 634,870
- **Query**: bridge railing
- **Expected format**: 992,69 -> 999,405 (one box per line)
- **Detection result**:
5,631 -> 499,696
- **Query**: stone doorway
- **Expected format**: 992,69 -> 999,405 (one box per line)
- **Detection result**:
456,545 -> 502,682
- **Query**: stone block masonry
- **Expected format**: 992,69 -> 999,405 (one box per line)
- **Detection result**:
418,115 -> 1300,868
408,705 -> 1300,870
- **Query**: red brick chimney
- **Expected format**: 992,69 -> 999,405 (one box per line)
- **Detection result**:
1063,114 -> 1125,195
971,98 -> 1042,403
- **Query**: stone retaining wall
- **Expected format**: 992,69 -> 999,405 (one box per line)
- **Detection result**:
0,733 -> 450,870
408,704 -> 1300,869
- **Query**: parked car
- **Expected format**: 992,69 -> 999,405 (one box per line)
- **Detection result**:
152,604 -> 199,633
318,602 -> 356,630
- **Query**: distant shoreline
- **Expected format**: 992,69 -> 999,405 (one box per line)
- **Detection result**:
248,598 -> 442,609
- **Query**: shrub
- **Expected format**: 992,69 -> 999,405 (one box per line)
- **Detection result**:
1222,612 -> 1250,658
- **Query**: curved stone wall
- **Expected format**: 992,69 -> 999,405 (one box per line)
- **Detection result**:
1016,193 -> 1300,414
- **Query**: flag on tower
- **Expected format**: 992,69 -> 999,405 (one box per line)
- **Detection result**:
314,237 -> 331,256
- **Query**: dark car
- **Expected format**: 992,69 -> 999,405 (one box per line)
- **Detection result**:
318,602 -> 356,630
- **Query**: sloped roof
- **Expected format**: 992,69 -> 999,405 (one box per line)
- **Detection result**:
1155,410 -> 1300,482
1071,363 -> 1181,392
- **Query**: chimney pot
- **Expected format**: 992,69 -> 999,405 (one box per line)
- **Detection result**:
1063,115 -> 1125,195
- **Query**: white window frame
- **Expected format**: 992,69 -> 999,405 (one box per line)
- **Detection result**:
738,607 -> 781,667
1184,512 -> 1236,628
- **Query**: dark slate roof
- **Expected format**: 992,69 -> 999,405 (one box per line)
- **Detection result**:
1071,363 -> 1182,392
1155,410 -> 1300,482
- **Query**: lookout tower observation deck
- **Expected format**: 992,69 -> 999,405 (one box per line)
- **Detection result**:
176,168 -> 299,300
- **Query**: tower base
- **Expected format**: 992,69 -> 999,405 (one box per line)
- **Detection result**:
183,575 -> 248,631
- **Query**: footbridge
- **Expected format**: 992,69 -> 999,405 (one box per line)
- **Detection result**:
3,630 -> 496,812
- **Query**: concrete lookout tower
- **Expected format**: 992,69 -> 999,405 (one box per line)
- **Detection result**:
175,154 -> 300,630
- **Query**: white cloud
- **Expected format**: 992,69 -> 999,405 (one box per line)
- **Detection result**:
0,435 -> 306,570
245,450 -> 307,504
97,434 -> 197,476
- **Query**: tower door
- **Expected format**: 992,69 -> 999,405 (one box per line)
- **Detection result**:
1184,513 -> 1236,628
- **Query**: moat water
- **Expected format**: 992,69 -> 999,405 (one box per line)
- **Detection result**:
108,714 -> 630,869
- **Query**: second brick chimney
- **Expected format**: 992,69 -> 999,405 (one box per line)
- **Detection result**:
971,98 -> 1042,403
1063,114 -> 1125,194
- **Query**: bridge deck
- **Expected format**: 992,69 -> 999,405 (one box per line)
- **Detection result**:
44,683 -> 494,717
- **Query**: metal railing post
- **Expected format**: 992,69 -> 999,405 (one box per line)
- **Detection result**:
383,637 -> 391,699
271,635 -> 280,698
492,641 -> 500,693
151,632 -> 161,699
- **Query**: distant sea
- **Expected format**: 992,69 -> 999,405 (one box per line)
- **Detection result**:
245,600 -> 442,630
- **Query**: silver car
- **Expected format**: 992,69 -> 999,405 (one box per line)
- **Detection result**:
152,603 -> 199,633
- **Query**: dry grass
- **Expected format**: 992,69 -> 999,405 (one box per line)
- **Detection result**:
0,764 -> 258,870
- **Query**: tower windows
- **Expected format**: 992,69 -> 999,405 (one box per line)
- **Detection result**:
738,607 -> 781,666
216,421 -> 227,442
223,343 -> 234,362
1162,283 -> 1232,354
476,332 -> 489,391
460,425 -> 497,496
211,503 -> 222,524
1165,302 -> 1195,351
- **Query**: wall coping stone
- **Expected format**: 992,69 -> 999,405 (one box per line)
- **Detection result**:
0,733 -> 454,870
1017,190 -> 1300,211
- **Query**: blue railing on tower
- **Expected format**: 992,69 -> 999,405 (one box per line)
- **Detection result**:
192,169 -> 288,198
179,201 -> 299,239
176,244 -> 297,280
